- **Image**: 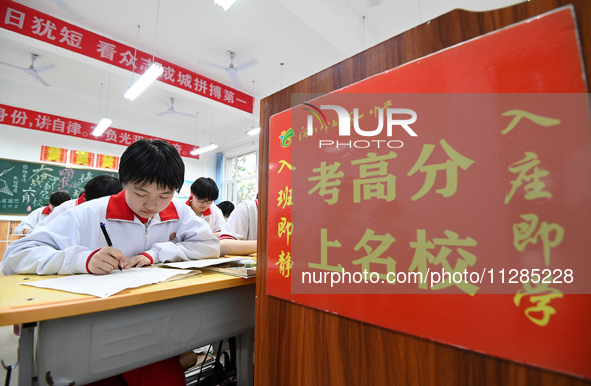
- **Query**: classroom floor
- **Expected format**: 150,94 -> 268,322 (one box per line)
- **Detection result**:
0,325 -> 19,385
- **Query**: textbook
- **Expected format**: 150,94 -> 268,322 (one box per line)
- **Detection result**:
200,258 -> 257,279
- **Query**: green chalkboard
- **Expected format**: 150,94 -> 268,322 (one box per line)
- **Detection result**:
0,158 -> 118,215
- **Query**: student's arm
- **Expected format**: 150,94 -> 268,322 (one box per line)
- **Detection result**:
13,208 -> 41,234
2,210 -> 104,275
219,239 -> 257,256
142,203 -> 220,264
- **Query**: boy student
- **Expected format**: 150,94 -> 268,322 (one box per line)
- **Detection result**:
219,196 -> 258,256
13,190 -> 71,234
3,138 -> 219,275
40,174 -> 123,224
2,139 -> 219,385
186,177 -> 225,236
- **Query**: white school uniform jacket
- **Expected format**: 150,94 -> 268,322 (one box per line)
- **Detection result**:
13,205 -> 51,234
219,199 -> 258,241
37,194 -> 86,226
2,190 -> 220,275
185,199 -> 226,233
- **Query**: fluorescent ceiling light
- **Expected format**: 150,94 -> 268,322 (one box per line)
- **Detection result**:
124,63 -> 164,101
246,126 -> 260,136
92,117 -> 112,136
190,144 -> 219,156
213,0 -> 236,11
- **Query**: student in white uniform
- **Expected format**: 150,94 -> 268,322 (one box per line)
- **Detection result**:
13,190 -> 71,234
186,177 -> 225,236
40,175 -> 122,225
2,139 -> 219,386
219,197 -> 258,256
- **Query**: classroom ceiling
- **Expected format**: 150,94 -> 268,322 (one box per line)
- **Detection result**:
0,0 -> 522,153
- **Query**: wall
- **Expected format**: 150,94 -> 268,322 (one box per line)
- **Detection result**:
0,75 -> 220,218
255,1 -> 591,385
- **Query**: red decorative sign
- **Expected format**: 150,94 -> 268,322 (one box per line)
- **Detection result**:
69,150 -> 94,167
40,145 -> 67,163
0,103 -> 201,159
267,7 -> 591,379
96,154 -> 119,170
0,2 -> 253,114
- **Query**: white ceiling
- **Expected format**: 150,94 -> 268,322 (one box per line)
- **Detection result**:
0,0 -> 523,153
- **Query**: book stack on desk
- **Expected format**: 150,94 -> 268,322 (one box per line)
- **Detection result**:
200,257 -> 256,279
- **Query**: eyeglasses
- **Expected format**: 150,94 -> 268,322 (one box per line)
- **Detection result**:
195,197 -> 214,205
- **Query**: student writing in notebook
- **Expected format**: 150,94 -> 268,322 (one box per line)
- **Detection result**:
2,139 -> 219,275
1,139 -> 219,385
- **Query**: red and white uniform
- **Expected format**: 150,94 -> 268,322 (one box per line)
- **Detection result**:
39,193 -> 86,226
13,204 -> 52,234
219,199 -> 258,241
185,199 -> 226,233
2,190 -> 219,275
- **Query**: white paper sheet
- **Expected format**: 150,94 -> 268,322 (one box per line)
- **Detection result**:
161,256 -> 246,269
20,267 -> 196,298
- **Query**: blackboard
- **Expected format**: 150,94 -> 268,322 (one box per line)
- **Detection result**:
0,158 -> 118,215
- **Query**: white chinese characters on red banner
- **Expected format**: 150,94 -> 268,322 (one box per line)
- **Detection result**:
0,2 -> 253,114
0,104 -> 201,159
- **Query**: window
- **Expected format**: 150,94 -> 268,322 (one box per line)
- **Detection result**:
223,151 -> 258,204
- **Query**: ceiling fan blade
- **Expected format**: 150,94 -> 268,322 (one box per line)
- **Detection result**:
52,0 -> 84,20
34,63 -> 55,72
235,58 -> 260,71
27,71 -> 51,87
0,61 -> 25,70
176,111 -> 197,118
156,111 -> 171,116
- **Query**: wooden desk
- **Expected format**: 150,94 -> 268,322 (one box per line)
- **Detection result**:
0,272 -> 256,385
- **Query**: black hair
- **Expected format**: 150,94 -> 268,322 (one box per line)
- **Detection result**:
49,191 -> 71,207
84,175 -> 123,201
119,139 -> 185,193
217,201 -> 235,217
190,177 -> 219,201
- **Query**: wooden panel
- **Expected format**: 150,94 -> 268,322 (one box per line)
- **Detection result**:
0,221 -> 9,241
255,1 -> 591,385
0,241 -> 6,264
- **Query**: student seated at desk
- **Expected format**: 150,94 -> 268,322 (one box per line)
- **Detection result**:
219,197 -> 258,256
2,139 -> 220,385
186,177 -> 225,237
217,200 -> 235,220
13,190 -> 71,234
40,174 -> 123,225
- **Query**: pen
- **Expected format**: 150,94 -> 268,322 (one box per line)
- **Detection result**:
100,222 -> 122,271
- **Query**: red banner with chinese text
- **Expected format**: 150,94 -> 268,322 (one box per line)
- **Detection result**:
0,103 -> 201,159
0,2 -> 253,114
267,7 -> 591,379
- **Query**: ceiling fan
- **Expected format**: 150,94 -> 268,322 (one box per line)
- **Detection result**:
224,50 -> 258,79
0,54 -> 54,87
157,98 -> 197,118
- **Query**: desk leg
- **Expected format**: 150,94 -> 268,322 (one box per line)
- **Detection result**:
236,329 -> 254,386
18,322 -> 36,386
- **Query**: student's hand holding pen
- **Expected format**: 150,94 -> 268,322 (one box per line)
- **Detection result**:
88,247 -> 126,275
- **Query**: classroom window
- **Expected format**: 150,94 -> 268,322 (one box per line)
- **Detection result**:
223,151 -> 258,204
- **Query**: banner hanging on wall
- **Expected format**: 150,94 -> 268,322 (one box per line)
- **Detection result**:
0,103 -> 202,159
0,1 -> 254,114
267,6 -> 591,379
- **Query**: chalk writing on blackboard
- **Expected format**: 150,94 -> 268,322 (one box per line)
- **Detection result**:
0,158 -> 118,215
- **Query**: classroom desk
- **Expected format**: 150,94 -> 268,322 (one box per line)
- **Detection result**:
0,271 -> 256,386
